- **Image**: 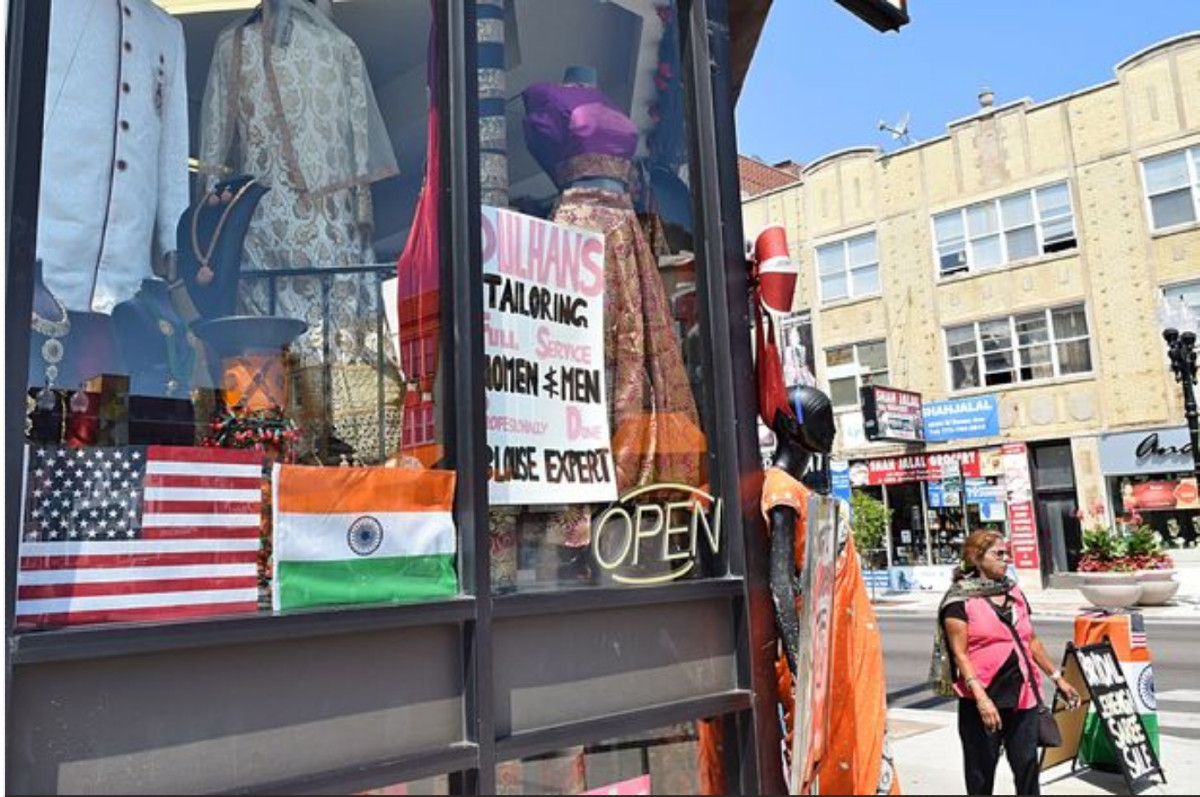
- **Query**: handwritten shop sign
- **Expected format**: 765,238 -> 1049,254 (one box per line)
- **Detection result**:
481,206 -> 616,504
1073,642 -> 1165,792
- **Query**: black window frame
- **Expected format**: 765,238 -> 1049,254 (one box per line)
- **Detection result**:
4,1 -> 777,794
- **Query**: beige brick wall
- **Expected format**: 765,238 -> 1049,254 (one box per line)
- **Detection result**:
740,33 -> 1200,479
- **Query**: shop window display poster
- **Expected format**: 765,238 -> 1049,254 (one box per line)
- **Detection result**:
481,207 -> 617,505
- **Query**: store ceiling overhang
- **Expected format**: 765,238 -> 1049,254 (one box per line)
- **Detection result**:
728,0 -> 771,102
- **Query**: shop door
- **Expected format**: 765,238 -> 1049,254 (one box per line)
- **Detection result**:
1031,441 -> 1080,576
1036,492 -> 1081,575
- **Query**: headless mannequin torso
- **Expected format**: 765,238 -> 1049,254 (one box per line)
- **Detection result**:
112,277 -> 196,398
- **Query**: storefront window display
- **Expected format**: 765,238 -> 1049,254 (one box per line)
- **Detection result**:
850,447 -> 1012,585
1111,473 -> 1200,551
18,0 -> 457,632
8,1 -> 786,793
479,0 -> 720,592
1099,427 -> 1200,554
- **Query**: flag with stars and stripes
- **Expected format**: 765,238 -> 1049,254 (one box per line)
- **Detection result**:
16,445 -> 264,630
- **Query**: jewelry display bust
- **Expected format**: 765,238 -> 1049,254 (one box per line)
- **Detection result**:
175,175 -> 269,320
112,278 -> 198,399
28,259 -> 122,395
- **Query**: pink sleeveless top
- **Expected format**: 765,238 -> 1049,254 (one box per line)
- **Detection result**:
953,587 -> 1043,710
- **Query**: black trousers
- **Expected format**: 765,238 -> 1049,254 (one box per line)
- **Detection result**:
958,700 -> 1041,795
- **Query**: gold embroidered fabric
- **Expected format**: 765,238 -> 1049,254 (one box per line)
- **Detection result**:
552,187 -> 705,493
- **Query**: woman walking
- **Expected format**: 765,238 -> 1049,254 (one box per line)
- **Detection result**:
938,531 -> 1080,795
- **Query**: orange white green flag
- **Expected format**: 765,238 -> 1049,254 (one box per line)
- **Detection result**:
271,464 -> 457,612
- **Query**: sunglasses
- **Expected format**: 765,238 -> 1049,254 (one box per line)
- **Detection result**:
989,549 -> 1012,559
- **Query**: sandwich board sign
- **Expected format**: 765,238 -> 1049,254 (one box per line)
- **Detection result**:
1041,640 -> 1165,793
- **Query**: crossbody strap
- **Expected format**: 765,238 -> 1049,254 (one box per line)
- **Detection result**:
988,597 -> 1045,710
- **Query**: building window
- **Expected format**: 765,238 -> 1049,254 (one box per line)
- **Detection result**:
945,305 -> 1092,390
933,181 -> 1078,276
816,231 -> 880,303
1163,280 -> 1200,318
1142,146 -> 1200,231
826,340 -> 889,408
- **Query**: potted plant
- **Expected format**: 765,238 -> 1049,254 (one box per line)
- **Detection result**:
1076,510 -> 1143,609
1124,520 -> 1179,606
850,490 -> 891,574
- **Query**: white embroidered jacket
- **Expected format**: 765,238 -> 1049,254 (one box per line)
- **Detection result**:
37,0 -> 189,314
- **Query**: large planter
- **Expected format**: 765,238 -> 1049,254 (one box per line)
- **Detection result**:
1079,572 -> 1143,610
1137,569 -> 1180,606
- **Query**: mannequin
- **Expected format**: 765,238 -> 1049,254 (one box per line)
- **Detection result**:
111,278 -> 198,444
760,384 -> 899,795
198,0 -> 398,356
521,66 -> 705,555
199,0 -> 401,460
37,0 -> 189,315
28,260 -> 122,403
765,385 -> 836,671
174,175 -> 270,320
112,278 -> 198,398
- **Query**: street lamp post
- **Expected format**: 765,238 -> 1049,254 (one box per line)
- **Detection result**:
1160,295 -> 1200,480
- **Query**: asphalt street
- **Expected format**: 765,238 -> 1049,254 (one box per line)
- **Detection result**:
878,615 -> 1200,740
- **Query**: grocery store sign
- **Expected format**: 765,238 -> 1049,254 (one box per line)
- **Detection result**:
592,483 -> 722,585
864,449 -> 982,485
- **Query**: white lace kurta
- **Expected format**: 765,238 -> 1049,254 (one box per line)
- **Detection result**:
199,18 -> 395,365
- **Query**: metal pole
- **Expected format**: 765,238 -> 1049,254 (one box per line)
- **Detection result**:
1164,329 -> 1200,480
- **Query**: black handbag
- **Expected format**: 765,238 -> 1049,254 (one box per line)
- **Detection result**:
992,598 -> 1063,748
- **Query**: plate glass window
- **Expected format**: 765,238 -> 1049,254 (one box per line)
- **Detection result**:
18,0 -> 455,634
1142,146 -> 1200,231
479,0 -> 722,592
944,304 -> 1091,391
933,181 -> 1076,276
816,231 -> 880,303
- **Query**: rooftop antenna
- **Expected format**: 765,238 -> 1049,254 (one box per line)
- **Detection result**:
877,111 -> 912,145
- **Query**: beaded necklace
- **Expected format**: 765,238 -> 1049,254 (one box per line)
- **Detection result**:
190,179 -> 258,287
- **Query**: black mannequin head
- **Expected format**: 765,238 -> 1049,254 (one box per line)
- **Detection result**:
770,385 -> 835,481
562,65 -> 598,88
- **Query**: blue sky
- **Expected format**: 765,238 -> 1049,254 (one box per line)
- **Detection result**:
735,2 -> 1199,166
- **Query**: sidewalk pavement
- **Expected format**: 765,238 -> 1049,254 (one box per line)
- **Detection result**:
889,707 -> 1197,795
869,583 -> 1200,621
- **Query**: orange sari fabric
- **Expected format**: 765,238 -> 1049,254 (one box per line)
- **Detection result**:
761,468 -> 900,795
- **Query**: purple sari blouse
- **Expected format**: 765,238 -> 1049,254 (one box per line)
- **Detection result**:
522,83 -> 639,189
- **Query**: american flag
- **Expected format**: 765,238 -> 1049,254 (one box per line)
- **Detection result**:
1131,613 -> 1147,650
16,445 -> 264,630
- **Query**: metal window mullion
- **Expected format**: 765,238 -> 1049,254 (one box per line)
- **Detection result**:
1006,315 -> 1020,384
443,1 -> 491,793
685,0 -> 771,790
6,0 -> 52,647
960,208 -> 972,273
995,195 -> 1012,267
842,239 -> 852,298
1032,186 -> 1048,254
1047,307 -> 1063,378
975,321 -> 986,390
1191,146 -> 1200,221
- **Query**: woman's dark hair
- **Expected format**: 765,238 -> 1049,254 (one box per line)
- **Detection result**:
953,530 -> 1005,582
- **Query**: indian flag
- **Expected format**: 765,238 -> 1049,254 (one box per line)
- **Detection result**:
272,464 -> 457,612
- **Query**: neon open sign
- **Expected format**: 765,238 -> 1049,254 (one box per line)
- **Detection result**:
591,483 -> 723,585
